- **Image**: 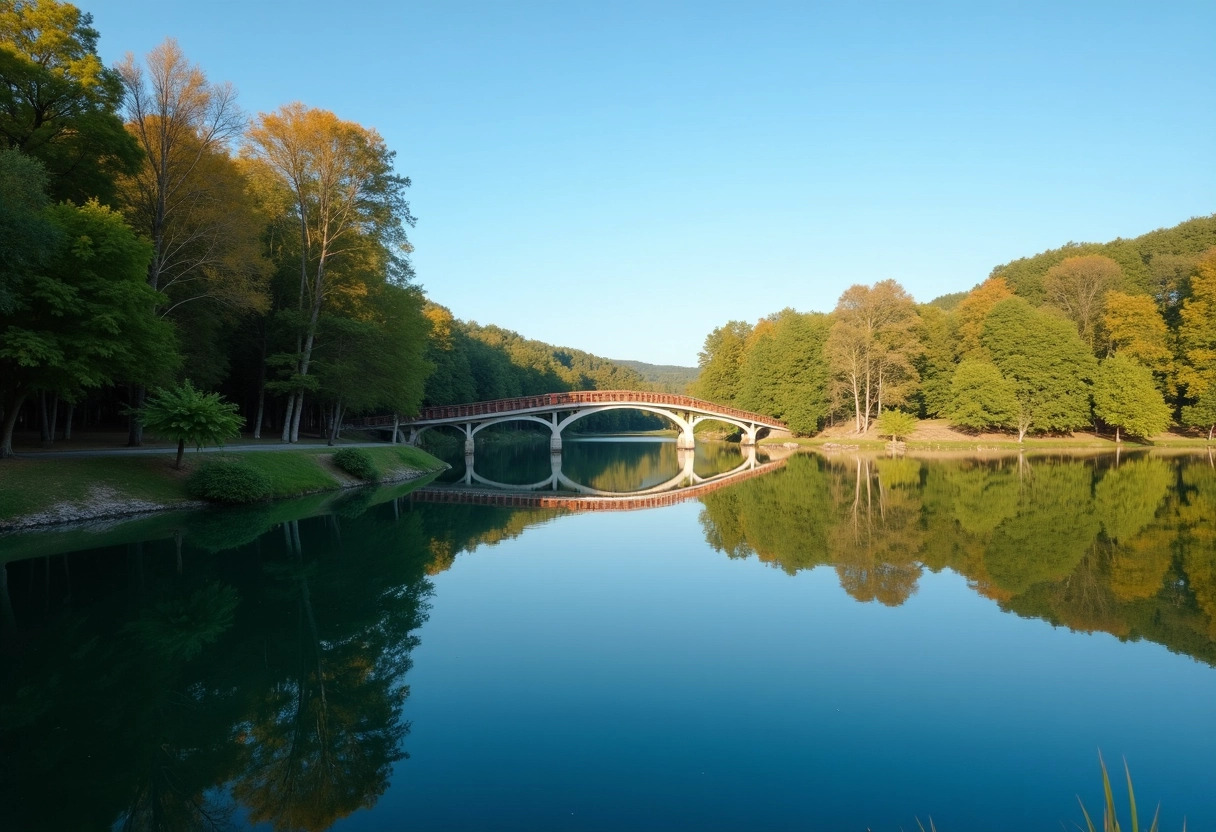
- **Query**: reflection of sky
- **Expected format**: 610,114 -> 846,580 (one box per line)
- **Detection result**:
339,502 -> 1215,832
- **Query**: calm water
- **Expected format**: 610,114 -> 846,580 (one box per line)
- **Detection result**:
2,442 -> 1215,831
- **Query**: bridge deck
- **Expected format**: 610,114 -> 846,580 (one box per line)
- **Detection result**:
352,390 -> 788,430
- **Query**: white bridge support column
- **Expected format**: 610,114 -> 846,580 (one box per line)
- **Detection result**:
740,423 -> 758,446
677,411 -> 696,449
549,412 -> 563,452
463,423 -> 475,456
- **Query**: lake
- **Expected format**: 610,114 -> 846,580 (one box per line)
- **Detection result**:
2,440 -> 1214,830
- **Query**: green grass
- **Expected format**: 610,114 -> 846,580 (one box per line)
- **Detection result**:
0,444 -> 446,527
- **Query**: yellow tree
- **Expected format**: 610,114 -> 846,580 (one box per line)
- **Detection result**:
245,104 -> 414,442
825,280 -> 920,433
1102,290 -> 1172,377
1178,249 -> 1216,401
953,276 -> 1013,359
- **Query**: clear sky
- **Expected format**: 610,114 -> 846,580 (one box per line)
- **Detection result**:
83,0 -> 1215,366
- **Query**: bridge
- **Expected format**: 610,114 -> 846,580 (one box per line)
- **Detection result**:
411,457 -> 787,513
353,390 -> 790,453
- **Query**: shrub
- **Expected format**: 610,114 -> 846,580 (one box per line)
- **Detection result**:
187,462 -> 272,504
332,447 -> 379,481
876,409 -> 918,441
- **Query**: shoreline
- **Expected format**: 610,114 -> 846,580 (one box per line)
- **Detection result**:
0,444 -> 448,532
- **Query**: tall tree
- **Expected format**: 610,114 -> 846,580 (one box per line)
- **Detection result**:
0,146 -> 57,315
0,0 -> 140,203
1177,249 -> 1216,402
1042,254 -> 1124,350
692,320 -> 751,404
981,297 -> 1097,441
736,309 -> 831,434
825,280 -> 920,433
116,39 -> 252,299
245,103 -> 414,442
948,359 -> 1019,433
1092,353 -> 1171,442
953,276 -> 1013,359
0,199 -> 176,456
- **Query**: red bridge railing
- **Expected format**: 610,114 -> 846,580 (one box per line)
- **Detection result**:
401,390 -> 786,428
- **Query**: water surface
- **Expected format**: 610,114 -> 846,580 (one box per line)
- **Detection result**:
2,446 -> 1214,830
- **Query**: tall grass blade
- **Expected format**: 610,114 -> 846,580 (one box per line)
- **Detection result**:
1098,751 -> 1120,832
1124,758 -> 1139,832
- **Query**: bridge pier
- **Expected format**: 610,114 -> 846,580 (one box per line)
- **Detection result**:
549,412 -> 562,451
740,424 -> 758,446
677,429 -> 696,450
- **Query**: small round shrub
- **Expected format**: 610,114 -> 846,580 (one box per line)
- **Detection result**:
332,448 -> 379,481
187,461 -> 272,504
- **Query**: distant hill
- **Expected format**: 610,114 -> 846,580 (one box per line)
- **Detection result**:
989,214 -> 1216,304
612,360 -> 699,394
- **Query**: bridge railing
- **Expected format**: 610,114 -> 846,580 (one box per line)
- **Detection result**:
411,390 -> 786,427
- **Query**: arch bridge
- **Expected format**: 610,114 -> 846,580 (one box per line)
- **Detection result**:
355,390 -> 790,453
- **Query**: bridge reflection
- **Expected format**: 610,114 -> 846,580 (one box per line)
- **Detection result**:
413,444 -> 793,512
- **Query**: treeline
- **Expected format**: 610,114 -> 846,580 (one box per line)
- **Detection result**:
699,453 -> 1216,666
0,0 -> 645,457
695,217 -> 1216,440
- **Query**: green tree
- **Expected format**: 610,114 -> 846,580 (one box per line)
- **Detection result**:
0,199 -> 176,456
0,147 -> 58,315
981,298 -> 1097,441
1181,390 -> 1216,441
139,379 -> 244,468
1092,353 -> 1172,442
948,359 -> 1019,432
692,320 -> 751,404
0,0 -> 141,203
914,303 -> 956,417
736,309 -> 831,434
876,408 -> 917,441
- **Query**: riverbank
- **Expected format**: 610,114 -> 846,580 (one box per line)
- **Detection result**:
763,417 -> 1216,454
0,443 -> 447,531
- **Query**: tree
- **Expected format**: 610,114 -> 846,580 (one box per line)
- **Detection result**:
0,147 -> 58,315
0,0 -> 140,203
1177,249 -> 1216,401
1102,290 -> 1172,386
825,280 -> 920,433
876,409 -> 917,442
116,39 -> 262,303
915,304 -> 956,417
948,359 -> 1019,432
953,276 -> 1012,359
1092,353 -> 1171,442
1042,254 -> 1124,350
0,200 -> 176,456
692,320 -> 751,404
1181,390 -> 1216,441
139,379 -> 244,468
245,104 -> 414,443
736,309 -> 831,434
981,298 -> 1097,441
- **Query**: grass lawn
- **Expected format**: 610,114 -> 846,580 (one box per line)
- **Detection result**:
0,444 -> 446,526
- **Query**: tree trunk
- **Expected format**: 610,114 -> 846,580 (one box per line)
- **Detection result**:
1115,426 -> 1121,443
0,392 -> 28,458
127,384 -> 145,447
175,438 -> 185,470
281,392 -> 296,443
391,413 -> 400,445
38,392 -> 50,446
62,401 -> 74,441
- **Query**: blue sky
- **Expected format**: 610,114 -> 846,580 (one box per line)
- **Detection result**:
84,1 -> 1215,366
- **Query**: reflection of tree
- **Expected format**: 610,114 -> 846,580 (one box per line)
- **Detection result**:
983,463 -> 1099,595
1,499 -> 438,831
695,451 -> 1216,665
829,457 -> 923,606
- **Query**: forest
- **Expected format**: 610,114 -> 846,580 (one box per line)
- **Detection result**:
693,216 -> 1216,441
0,0 -> 665,457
